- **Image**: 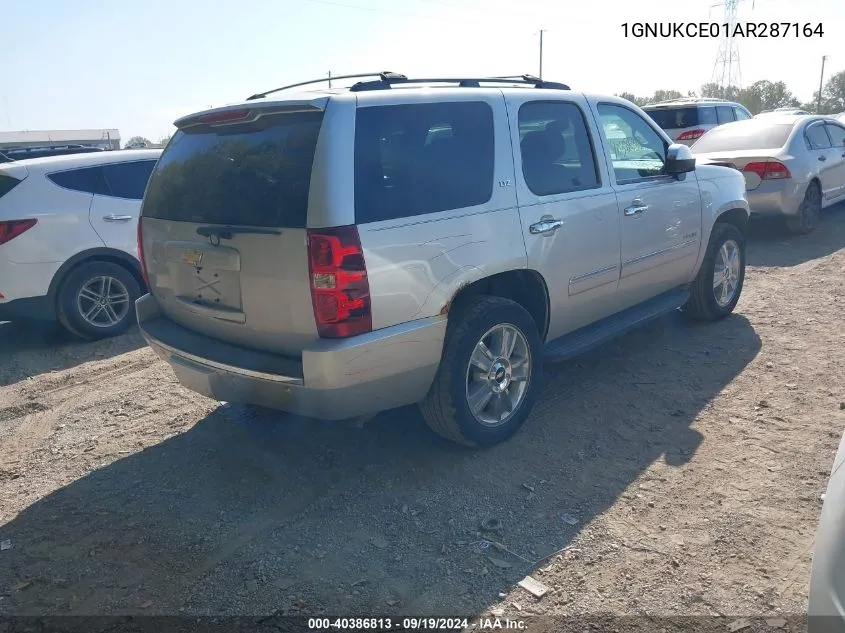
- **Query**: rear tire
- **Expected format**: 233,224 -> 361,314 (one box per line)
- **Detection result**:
419,296 -> 542,447
56,261 -> 141,340
682,223 -> 745,321
786,181 -> 821,235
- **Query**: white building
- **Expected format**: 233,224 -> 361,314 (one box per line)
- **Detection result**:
0,129 -> 121,151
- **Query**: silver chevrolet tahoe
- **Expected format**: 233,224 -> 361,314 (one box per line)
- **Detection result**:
136,72 -> 750,447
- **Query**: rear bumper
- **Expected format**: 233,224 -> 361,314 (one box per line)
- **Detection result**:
747,181 -> 805,217
135,293 -> 447,420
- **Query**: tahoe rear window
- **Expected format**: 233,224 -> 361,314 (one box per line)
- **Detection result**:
692,123 -> 794,152
142,109 -> 324,228
354,101 -> 494,224
644,107 -> 701,129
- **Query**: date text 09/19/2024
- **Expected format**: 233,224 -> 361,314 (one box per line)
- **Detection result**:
621,22 -> 824,38
307,617 -> 527,630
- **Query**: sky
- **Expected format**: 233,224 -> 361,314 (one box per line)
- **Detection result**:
0,0 -> 841,143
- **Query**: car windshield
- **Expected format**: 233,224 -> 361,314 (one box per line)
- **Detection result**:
692,122 -> 794,152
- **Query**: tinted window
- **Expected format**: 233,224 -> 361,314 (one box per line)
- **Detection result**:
48,167 -> 109,195
824,123 -> 845,147
805,123 -> 832,150
597,104 -> 667,182
716,106 -> 736,124
691,122 -> 793,152
644,107 -> 699,129
102,160 -> 157,200
699,107 -> 718,125
734,107 -> 751,121
142,110 -> 324,228
517,101 -> 599,196
354,101 -> 494,224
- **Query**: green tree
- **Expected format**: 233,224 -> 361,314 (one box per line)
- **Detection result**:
820,70 -> 845,113
124,136 -> 151,149
616,92 -> 649,107
650,89 -> 684,103
737,80 -> 800,114
700,83 -> 741,101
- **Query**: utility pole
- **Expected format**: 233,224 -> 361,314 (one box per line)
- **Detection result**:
538,30 -> 544,80
817,55 -> 828,114
328,71 -> 332,89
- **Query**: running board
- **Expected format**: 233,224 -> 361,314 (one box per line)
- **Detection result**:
543,288 -> 690,362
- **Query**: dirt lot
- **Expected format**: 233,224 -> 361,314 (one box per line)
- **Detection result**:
2,207 -> 845,626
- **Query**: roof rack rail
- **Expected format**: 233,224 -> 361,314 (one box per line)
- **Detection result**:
245,72 -> 570,100
649,96 -> 733,105
246,72 -> 407,100
3,144 -> 103,153
348,74 -> 570,92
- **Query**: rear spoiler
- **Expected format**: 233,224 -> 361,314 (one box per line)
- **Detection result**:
0,161 -> 29,181
174,99 -> 328,130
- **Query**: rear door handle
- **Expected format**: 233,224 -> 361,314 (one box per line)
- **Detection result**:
624,201 -> 649,217
818,155 -> 827,162
529,218 -> 564,235
103,214 -> 133,222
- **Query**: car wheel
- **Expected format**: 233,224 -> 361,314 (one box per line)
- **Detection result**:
420,296 -> 542,447
787,181 -> 821,235
682,222 -> 746,321
56,261 -> 141,340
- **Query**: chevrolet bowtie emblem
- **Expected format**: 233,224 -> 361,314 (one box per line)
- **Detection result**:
181,249 -> 204,266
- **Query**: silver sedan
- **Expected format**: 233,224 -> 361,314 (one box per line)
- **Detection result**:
691,115 -> 845,234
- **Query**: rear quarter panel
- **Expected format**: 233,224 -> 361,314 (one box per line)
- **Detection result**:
355,91 -> 527,331
0,171 -> 105,300
0,170 -> 104,265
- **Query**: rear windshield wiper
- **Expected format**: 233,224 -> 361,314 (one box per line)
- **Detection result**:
196,225 -> 282,240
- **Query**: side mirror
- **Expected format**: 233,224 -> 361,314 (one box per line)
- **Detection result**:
666,143 -> 696,176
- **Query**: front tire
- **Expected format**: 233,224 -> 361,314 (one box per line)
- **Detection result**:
56,261 -> 141,340
682,222 -> 745,321
787,181 -> 821,235
420,296 -> 542,447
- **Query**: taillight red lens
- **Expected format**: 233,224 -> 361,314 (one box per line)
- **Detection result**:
743,161 -> 791,180
677,129 -> 706,141
0,219 -> 37,246
307,225 -> 371,338
137,217 -> 150,290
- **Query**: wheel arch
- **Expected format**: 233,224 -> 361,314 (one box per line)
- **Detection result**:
714,206 -> 750,238
48,248 -> 145,301
439,268 -> 551,341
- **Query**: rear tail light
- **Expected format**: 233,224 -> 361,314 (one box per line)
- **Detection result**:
677,129 -> 706,142
743,161 -> 791,180
307,225 -> 372,338
137,217 -> 151,289
0,219 -> 37,246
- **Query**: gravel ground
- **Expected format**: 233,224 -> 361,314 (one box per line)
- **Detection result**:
1,206 -> 845,627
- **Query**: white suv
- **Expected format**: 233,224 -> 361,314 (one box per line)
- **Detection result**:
643,97 -> 753,145
0,149 -> 161,338
136,73 -> 749,447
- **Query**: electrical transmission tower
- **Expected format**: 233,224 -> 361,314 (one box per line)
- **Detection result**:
711,0 -> 743,93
